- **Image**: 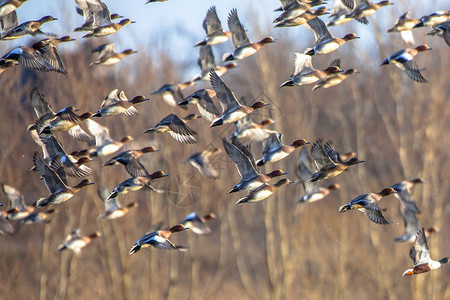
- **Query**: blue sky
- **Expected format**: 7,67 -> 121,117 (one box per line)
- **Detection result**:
3,0 -> 447,79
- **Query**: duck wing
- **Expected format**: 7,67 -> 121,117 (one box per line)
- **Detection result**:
410,228 -> 430,265
223,138 -> 258,181
30,87 -> 54,119
311,139 -> 335,168
33,152 -> 67,194
2,184 -> 26,211
402,60 -> 427,83
227,8 -> 250,49
204,6 -> 223,35
210,70 -> 240,112
262,132 -> 283,155
85,119 -> 113,146
306,17 -> 333,45
293,53 -> 314,76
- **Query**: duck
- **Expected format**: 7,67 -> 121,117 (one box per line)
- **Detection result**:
274,7 -> 328,28
273,0 -> 325,24
309,139 -> 363,182
327,0 -> 354,26
0,15 -> 56,40
151,81 -> 194,108
2,183 -> 35,220
273,0 -> 302,12
31,36 -> 75,74
296,147 -> 340,204
256,131 -> 309,166
413,11 -> 449,28
339,187 -> 396,224
236,178 -> 294,205
129,224 -> 189,254
231,116 -> 275,141
380,44 -> 432,83
92,89 -> 149,117
184,147 -> 221,179
222,8 -> 275,61
395,202 -> 439,243
312,68 -> 359,91
18,209 -> 56,224
96,186 -> 138,220
143,113 -> 200,144
427,21 -> 450,47
281,54 -> 342,87
192,45 -> 236,82
40,106 -> 93,142
74,0 -> 123,32
195,6 -> 232,47
103,146 -> 158,177
33,152 -> 94,207
390,178 -> 423,213
90,43 -> 137,66
209,70 -> 269,127
29,87 -> 55,125
178,89 -> 221,122
402,228 -> 449,276
0,0 -> 29,17
38,132 -> 93,178
181,212 -> 216,235
387,12 -> 420,45
0,60 -> 15,74
345,0 -> 393,24
85,119 -> 133,157
304,17 -> 359,55
223,137 -> 287,193
106,171 -> 168,201
0,210 -> 14,235
82,18 -> 135,38
57,229 -> 102,254
0,44 -> 56,73
0,9 -> 18,37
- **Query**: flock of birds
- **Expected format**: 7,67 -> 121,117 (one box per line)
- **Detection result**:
0,0 -> 448,279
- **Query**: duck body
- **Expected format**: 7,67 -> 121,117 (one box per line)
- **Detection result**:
236,178 -> 293,205
402,228 -> 449,276
339,187 -> 396,224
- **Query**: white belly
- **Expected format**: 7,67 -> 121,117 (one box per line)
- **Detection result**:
234,47 -> 257,60
316,42 -> 339,54
252,189 -> 273,202
266,151 -> 288,163
97,143 -> 120,156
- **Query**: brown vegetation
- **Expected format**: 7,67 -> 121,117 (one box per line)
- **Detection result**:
0,2 -> 449,300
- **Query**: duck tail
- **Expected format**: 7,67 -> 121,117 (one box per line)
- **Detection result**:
143,127 -> 156,133
256,159 -> 265,167
402,268 -> 414,276
57,244 -> 67,251
305,48 -> 315,56
36,198 -> 49,208
106,191 -> 118,201
227,186 -> 239,194
129,243 -> 141,255
210,119 -> 223,128
309,173 -> 319,182
103,159 -> 115,166
194,39 -> 207,47
235,197 -> 249,205
339,204 -> 350,213
280,80 -> 294,88
175,245 -> 189,252
222,53 -> 234,62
